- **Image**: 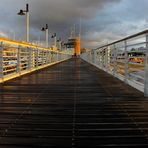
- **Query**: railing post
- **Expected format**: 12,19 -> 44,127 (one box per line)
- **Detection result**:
57,53 -> 59,61
124,40 -> 128,83
53,53 -> 55,62
113,44 -> 117,76
94,50 -> 96,64
102,49 -> 105,69
36,49 -> 39,68
32,49 -> 35,68
91,51 -> 93,63
0,42 -> 3,79
28,47 -> 32,70
60,54 -> 62,61
101,49 -> 103,69
17,46 -> 21,73
105,46 -> 108,71
98,49 -> 101,68
51,52 -> 53,63
45,51 -> 47,64
42,50 -> 44,65
86,52 -> 88,61
59,53 -> 61,61
47,51 -> 50,64
86,53 -> 88,61
144,34 -> 148,96
95,50 -> 98,66
89,52 -> 91,63
49,51 -> 52,63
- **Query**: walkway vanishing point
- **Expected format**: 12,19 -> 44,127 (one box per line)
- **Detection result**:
0,59 -> 148,147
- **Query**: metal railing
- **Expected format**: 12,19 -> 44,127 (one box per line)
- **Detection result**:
0,38 -> 71,83
81,30 -> 148,96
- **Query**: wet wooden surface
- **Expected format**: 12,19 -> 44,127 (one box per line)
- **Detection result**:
0,58 -> 148,147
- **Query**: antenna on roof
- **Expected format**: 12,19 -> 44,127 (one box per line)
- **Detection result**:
79,17 -> 81,39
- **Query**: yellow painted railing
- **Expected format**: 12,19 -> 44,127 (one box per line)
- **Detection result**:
0,38 -> 71,83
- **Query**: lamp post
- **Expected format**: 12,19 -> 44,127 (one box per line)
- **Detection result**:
18,4 -> 30,42
51,33 -> 57,47
41,24 -> 49,48
57,38 -> 62,51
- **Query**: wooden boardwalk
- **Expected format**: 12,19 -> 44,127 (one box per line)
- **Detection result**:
0,58 -> 148,147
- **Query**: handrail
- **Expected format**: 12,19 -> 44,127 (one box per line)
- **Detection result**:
96,29 -> 148,49
81,29 -> 148,97
0,38 -> 72,83
0,38 -> 71,55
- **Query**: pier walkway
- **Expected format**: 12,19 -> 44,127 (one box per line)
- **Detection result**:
0,59 -> 148,147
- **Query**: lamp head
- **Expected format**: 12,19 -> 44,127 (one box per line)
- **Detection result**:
26,4 -> 29,12
18,10 -> 25,15
41,27 -> 45,31
46,24 -> 48,29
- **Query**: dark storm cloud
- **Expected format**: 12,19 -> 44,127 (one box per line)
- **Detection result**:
29,0 -> 121,31
30,0 -> 123,46
0,0 -> 122,45
2,0 -> 148,48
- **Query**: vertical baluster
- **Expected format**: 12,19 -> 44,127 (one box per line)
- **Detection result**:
0,42 -> 3,80
124,40 -> 128,83
113,44 -> 117,76
144,34 -> 148,96
17,46 -> 21,73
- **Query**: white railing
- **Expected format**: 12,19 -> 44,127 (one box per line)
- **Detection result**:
0,38 -> 71,83
81,30 -> 148,96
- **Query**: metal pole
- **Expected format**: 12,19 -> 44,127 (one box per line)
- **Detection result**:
36,49 -> 39,67
54,36 -> 57,47
59,41 -> 61,51
57,53 -> 59,61
0,42 -> 3,79
42,50 -> 44,65
144,34 -> 148,96
74,24 -> 76,38
101,49 -> 103,69
47,51 -> 50,64
98,49 -> 101,67
89,52 -> 91,63
17,46 -> 21,73
46,24 -> 48,48
113,44 -> 117,76
26,4 -> 29,42
28,48 -> 32,70
108,46 -> 111,73
105,46 -> 108,71
50,51 -> 52,63
124,40 -> 128,83
94,50 -> 96,64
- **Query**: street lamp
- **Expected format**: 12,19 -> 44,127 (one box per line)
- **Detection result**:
57,38 -> 62,51
51,33 -> 57,47
18,4 -> 30,42
41,24 -> 49,48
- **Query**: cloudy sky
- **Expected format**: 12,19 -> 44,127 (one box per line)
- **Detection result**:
0,0 -> 148,48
